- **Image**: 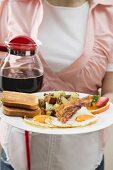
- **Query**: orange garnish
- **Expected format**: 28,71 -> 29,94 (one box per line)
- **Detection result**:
87,103 -> 110,115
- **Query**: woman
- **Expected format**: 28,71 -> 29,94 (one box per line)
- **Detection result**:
0,0 -> 113,170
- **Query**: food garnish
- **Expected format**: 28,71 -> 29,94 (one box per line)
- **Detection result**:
91,95 -> 99,106
96,97 -> 109,107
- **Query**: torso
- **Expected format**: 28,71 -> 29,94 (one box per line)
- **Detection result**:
38,0 -> 89,72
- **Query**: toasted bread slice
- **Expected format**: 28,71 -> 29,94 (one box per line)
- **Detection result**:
3,106 -> 42,118
2,91 -> 39,110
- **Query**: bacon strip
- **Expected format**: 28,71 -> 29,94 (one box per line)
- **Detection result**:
55,95 -> 93,123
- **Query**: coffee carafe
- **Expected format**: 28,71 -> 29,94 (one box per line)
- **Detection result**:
0,36 -> 43,93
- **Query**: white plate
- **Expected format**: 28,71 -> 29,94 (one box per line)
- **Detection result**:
0,92 -> 113,135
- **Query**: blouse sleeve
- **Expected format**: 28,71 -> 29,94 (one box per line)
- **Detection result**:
94,4 -> 113,64
0,0 -> 43,42
0,0 -> 8,42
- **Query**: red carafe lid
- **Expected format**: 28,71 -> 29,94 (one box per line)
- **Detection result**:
8,36 -> 37,51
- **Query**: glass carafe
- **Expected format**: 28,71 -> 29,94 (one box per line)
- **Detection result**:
0,36 -> 43,93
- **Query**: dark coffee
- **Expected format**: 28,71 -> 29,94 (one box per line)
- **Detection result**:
0,68 -> 43,93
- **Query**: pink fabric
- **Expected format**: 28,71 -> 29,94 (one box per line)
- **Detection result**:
0,0 -> 113,168
39,0 -> 113,94
0,0 -> 43,42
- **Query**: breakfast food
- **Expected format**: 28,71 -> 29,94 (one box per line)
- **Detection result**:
2,91 -> 41,118
86,96 -> 110,114
1,90 -> 110,128
54,95 -> 109,123
24,115 -> 55,128
55,99 -> 82,123
24,92 -> 109,128
24,107 -> 98,128
96,97 -> 109,107
2,91 -> 39,110
3,106 -> 42,118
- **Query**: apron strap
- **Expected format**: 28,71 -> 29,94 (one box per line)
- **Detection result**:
25,131 -> 31,170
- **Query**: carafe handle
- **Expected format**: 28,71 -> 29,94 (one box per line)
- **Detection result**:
0,43 -> 7,52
